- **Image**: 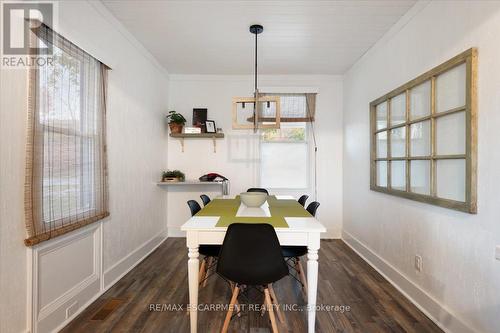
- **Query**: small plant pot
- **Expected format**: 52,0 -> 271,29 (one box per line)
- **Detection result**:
163,177 -> 181,182
169,123 -> 184,134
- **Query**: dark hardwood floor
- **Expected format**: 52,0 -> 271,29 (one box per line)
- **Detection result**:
61,238 -> 442,333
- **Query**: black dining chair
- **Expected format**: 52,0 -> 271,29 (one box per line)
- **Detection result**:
281,201 -> 320,297
187,200 -> 220,287
187,200 -> 202,216
246,187 -> 269,195
306,201 -> 320,216
200,194 -> 211,206
298,194 -> 309,207
217,223 -> 288,333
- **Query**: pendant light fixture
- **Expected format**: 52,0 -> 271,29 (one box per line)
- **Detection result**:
232,25 -> 280,131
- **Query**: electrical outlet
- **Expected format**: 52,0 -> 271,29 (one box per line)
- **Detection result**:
414,255 -> 423,272
66,301 -> 78,319
495,246 -> 500,261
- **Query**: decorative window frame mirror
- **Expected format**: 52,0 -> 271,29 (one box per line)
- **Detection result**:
370,48 -> 477,213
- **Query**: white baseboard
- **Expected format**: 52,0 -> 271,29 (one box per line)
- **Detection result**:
342,230 -> 475,333
47,278 -> 100,333
322,228 -> 340,239
103,229 -> 168,288
167,226 -> 185,238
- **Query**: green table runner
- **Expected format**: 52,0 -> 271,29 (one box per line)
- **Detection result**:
196,195 -> 312,228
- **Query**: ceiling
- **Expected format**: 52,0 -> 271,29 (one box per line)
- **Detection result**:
102,0 -> 416,75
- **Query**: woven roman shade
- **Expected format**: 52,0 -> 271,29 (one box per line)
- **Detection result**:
24,22 -> 109,246
260,93 -> 316,122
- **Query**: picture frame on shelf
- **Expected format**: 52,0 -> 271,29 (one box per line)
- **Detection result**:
205,120 -> 216,133
193,108 -> 207,132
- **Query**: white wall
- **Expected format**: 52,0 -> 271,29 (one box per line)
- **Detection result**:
0,1 -> 169,332
343,1 -> 500,332
166,75 -> 342,238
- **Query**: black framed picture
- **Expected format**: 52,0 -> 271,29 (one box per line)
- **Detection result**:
205,120 -> 216,133
192,108 -> 207,127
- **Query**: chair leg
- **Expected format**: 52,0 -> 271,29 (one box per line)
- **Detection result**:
268,284 -> 285,324
264,288 -> 279,333
221,285 -> 240,333
230,282 -> 241,317
198,258 -> 207,285
203,257 -> 213,287
296,258 -> 308,296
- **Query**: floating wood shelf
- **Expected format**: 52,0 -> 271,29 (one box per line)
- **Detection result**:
157,180 -> 225,186
157,180 -> 229,195
169,133 -> 224,153
170,133 -> 224,138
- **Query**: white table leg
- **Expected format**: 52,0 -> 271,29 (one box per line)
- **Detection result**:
307,247 -> 319,333
188,246 -> 199,333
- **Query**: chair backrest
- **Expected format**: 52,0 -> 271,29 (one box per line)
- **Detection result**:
200,194 -> 211,206
246,188 -> 269,195
217,223 -> 288,285
298,194 -> 309,207
187,200 -> 202,216
306,201 -> 320,217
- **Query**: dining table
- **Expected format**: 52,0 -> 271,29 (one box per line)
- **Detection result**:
180,195 -> 326,333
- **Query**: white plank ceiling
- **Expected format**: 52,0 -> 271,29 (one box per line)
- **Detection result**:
102,0 -> 416,74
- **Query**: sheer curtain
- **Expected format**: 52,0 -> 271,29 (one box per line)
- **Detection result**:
24,22 -> 109,246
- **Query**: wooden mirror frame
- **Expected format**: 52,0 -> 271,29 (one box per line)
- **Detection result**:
369,48 -> 477,213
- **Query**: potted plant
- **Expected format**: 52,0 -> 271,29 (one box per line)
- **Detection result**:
162,170 -> 186,182
166,111 -> 187,134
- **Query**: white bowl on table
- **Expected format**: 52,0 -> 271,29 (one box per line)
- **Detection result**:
240,192 -> 268,207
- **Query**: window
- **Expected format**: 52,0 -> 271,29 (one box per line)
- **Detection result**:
260,94 -> 314,189
370,48 -> 477,213
24,23 -> 109,246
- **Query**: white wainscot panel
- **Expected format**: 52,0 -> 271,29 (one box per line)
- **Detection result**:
38,232 -> 95,308
32,224 -> 101,333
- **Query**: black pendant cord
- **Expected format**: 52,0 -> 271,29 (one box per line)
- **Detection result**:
254,30 -> 258,94
249,24 -> 263,131
253,30 -> 258,130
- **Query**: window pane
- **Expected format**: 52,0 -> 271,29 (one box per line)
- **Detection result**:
43,132 -> 83,222
262,122 -> 306,142
376,161 -> 387,187
410,160 -> 430,195
40,43 -> 91,223
436,159 -> 466,201
436,111 -> 465,155
39,46 -> 82,128
390,127 -> 406,157
390,93 -> 406,126
376,131 -> 387,158
260,96 -> 309,189
410,80 -> 431,120
391,161 -> 406,191
376,101 -> 387,130
436,63 -> 466,112
260,120 -> 307,189
410,120 -> 431,156
260,142 -> 307,188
